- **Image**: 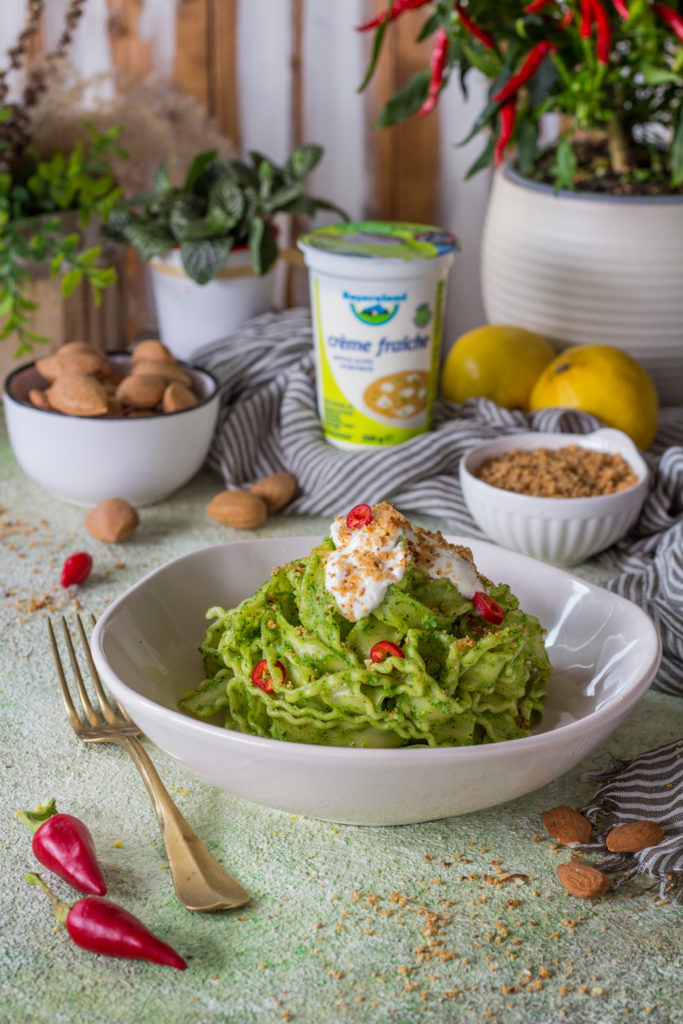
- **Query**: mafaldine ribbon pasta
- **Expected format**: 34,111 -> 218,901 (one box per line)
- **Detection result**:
179,503 -> 551,748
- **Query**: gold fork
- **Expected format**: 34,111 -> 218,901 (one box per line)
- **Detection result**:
48,615 -> 250,913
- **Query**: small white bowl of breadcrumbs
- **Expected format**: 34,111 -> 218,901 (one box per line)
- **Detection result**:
459,428 -> 649,566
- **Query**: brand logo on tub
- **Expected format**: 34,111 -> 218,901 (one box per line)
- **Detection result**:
344,290 -> 407,327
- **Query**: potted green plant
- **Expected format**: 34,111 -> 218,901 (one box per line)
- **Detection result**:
357,0 -> 683,405
0,119 -> 124,360
106,145 -> 347,358
0,0 -> 125,379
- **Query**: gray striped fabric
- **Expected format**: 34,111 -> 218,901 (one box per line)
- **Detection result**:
579,739 -> 683,901
194,307 -> 683,695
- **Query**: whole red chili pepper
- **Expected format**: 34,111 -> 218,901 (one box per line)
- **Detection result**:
590,0 -> 612,63
419,26 -> 449,116
611,0 -> 630,18
560,8 -> 575,28
456,3 -> 496,50
19,799 -> 107,896
472,591 -> 506,625
653,2 -> 683,43
492,41 -> 557,104
580,0 -> 593,36
26,872 -> 187,969
60,551 -> 93,587
356,0 -> 431,32
494,100 -> 516,165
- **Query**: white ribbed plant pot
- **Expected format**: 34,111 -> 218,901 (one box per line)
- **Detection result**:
481,164 -> 683,406
149,247 -> 277,360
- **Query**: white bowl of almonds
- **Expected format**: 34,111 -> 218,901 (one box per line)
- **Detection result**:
459,428 -> 649,566
2,339 -> 220,507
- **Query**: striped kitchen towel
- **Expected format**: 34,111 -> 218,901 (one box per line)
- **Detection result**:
194,307 -> 683,695
579,738 -> 683,902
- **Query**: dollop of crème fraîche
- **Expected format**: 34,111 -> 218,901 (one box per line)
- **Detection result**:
323,501 -> 482,621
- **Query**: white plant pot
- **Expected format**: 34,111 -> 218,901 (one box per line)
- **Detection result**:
481,164 -> 683,406
149,247 -> 277,360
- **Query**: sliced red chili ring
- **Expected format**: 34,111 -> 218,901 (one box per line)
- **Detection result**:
346,504 -> 372,530
370,640 -> 404,663
472,591 -> 505,625
251,659 -> 285,693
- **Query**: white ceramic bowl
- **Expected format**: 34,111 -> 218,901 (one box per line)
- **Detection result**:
91,535 -> 661,826
2,353 -> 220,507
460,428 -> 649,566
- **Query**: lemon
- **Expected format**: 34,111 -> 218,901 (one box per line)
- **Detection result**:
529,344 -> 659,450
441,324 -> 556,410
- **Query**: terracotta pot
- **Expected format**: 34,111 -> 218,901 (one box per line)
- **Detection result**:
481,164 -> 683,406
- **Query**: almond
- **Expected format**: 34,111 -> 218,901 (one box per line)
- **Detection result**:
131,359 -> 192,387
46,373 -> 109,417
249,472 -> 298,512
605,820 -> 665,852
541,806 -> 592,846
28,388 -> 51,410
43,349 -> 109,379
132,339 -> 177,364
557,861 -> 610,899
85,497 -> 139,543
206,490 -> 268,530
115,374 -> 166,409
162,381 -> 199,413
35,354 -> 64,383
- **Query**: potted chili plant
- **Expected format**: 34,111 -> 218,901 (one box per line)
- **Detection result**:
358,0 -> 683,405
106,144 -> 347,358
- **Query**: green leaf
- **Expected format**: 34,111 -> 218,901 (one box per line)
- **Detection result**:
461,43 -> 499,79
375,70 -> 431,128
249,217 -> 279,276
552,137 -> 578,191
180,237 -> 232,284
169,193 -> 206,239
61,269 -> 83,296
124,223 -> 175,261
516,117 -> 539,176
358,15 -> 391,93
464,136 -> 496,180
671,105 -> 683,187
284,144 -> 323,180
152,162 -> 172,198
184,150 -> 218,191
209,176 -> 246,222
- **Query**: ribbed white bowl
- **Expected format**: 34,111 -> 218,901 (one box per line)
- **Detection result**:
460,428 -> 649,566
481,165 -> 683,406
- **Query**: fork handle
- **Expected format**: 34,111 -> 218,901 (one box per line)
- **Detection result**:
119,734 -> 250,912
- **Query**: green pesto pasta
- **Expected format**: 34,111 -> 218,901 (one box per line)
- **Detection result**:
179,530 -> 552,749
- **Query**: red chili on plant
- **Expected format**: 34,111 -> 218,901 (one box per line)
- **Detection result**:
26,873 -> 187,969
495,100 -> 516,165
492,41 -> 557,105
19,799 -> 107,896
370,641 -> 405,664
472,591 -> 506,626
419,26 -> 449,117
60,552 -> 93,587
251,659 -> 286,693
346,504 -> 372,530
355,0 -> 431,33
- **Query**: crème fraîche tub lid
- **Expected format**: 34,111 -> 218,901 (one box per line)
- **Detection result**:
298,220 -> 459,262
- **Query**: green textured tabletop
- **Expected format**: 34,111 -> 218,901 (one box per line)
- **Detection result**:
1,411 -> 681,1024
